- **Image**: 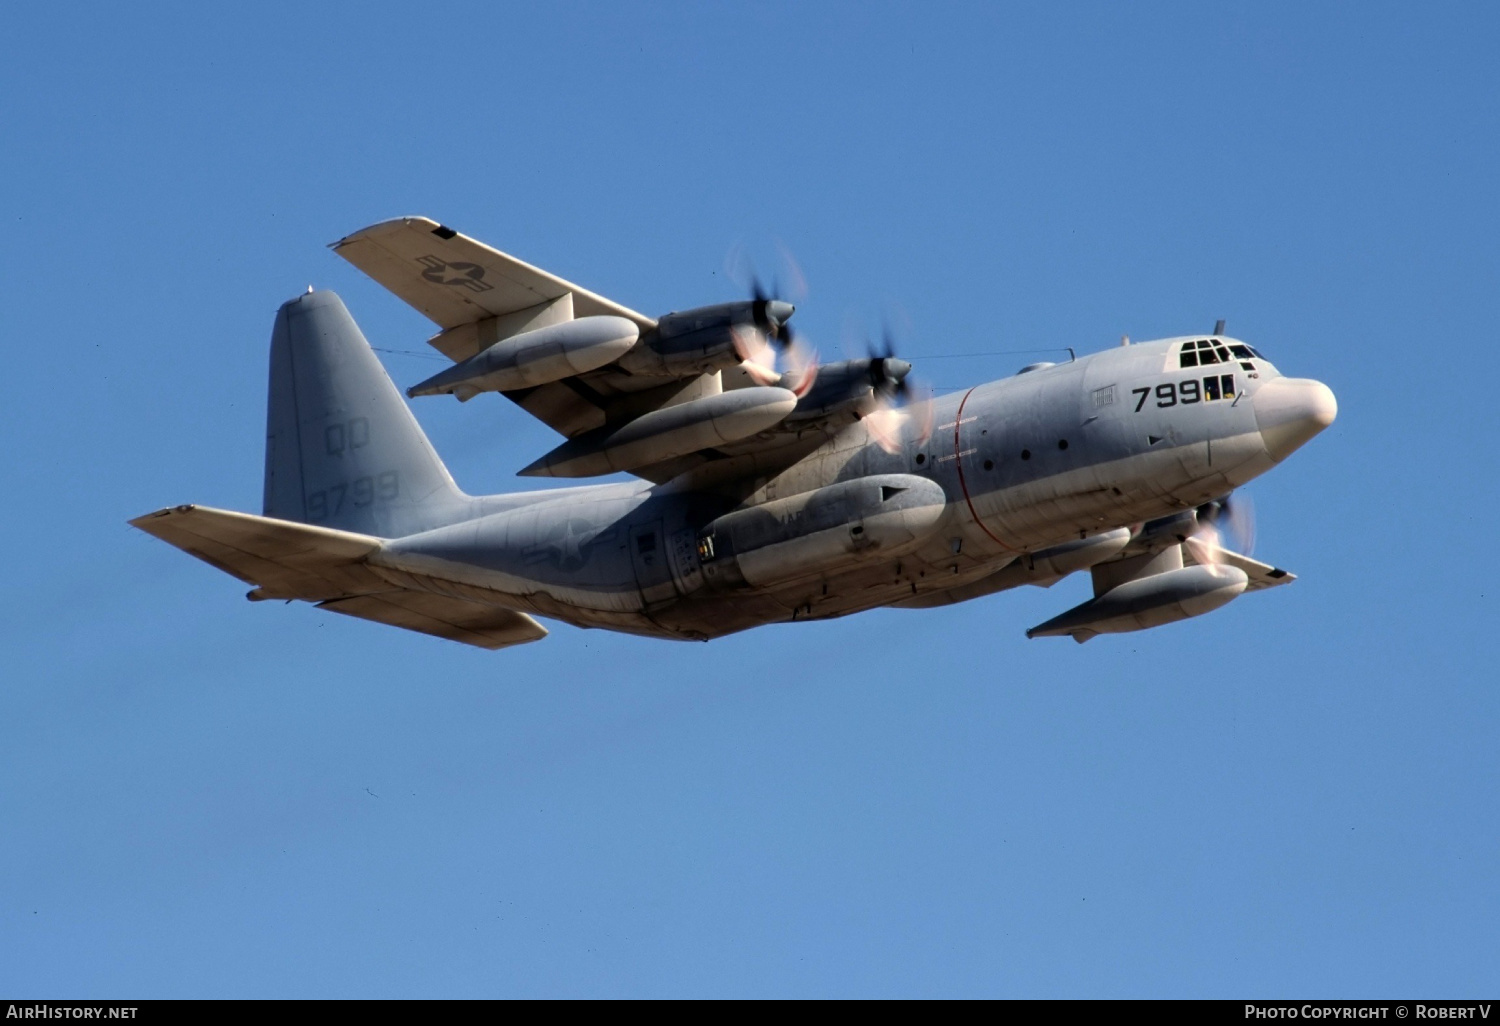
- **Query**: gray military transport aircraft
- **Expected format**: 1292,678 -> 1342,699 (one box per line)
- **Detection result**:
132,217 -> 1336,649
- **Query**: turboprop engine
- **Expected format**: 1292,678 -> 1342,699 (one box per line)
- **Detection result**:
519,386 -> 798,477
408,315 -> 641,400
781,357 -> 909,423
698,474 -> 947,588
618,299 -> 796,377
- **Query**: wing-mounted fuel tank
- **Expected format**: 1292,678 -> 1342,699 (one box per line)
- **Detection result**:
617,299 -> 795,377
698,474 -> 947,588
1026,544 -> 1247,643
407,316 -> 641,400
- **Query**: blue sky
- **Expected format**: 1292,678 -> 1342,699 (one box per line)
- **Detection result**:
2,1 -> 1497,997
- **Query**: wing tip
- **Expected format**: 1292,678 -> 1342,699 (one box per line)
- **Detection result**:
330,215 -> 446,250
128,504 -> 195,528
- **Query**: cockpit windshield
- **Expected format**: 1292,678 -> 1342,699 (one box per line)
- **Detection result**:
1179,338 -> 1265,371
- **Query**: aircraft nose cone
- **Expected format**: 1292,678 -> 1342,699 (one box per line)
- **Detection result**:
766,300 -> 795,326
1252,377 -> 1337,461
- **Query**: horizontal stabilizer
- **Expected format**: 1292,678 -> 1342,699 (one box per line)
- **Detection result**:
130,505 -> 384,601
318,593 -> 547,650
130,504 -> 548,650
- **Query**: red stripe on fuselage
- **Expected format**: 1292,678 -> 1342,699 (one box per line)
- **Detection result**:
952,387 -> 1016,552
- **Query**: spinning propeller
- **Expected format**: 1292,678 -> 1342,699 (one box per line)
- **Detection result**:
1187,492 -> 1258,566
861,324 -> 934,455
727,246 -> 818,396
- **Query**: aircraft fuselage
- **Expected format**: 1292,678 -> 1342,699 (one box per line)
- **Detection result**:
372,336 -> 1334,640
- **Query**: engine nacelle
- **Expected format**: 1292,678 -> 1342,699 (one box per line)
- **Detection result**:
408,315 -> 639,400
781,359 -> 883,423
699,474 -> 947,588
934,526 -> 1134,595
1025,527 -> 1134,578
618,299 -> 794,377
1026,563 -> 1249,643
519,386 -> 797,477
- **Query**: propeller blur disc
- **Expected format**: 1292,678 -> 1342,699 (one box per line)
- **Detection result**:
1189,493 -> 1257,565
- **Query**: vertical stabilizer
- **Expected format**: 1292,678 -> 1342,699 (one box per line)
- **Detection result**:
264,290 -> 469,537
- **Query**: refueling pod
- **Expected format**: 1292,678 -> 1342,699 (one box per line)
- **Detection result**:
408,315 -> 639,400
1026,546 -> 1248,643
699,474 -> 947,588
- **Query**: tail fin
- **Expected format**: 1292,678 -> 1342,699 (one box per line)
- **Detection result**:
263,290 -> 470,537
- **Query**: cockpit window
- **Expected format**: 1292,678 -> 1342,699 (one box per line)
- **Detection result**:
1229,345 -> 1253,359
1180,338 -> 1240,369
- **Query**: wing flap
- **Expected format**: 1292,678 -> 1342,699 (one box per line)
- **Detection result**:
330,217 -> 655,333
317,593 -> 547,650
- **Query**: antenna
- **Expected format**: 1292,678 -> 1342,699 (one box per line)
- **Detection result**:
1213,319 -> 1226,336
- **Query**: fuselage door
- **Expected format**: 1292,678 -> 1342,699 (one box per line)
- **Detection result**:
629,521 -> 677,606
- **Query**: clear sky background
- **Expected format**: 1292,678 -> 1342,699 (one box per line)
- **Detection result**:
2,1 -> 1497,998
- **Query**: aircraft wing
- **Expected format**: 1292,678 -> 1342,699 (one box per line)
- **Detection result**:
333,217 -> 838,485
333,217 -> 727,455
130,505 -> 547,650
331,216 -> 656,341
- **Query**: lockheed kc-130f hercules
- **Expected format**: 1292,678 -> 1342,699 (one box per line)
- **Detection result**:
131,217 -> 1337,649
